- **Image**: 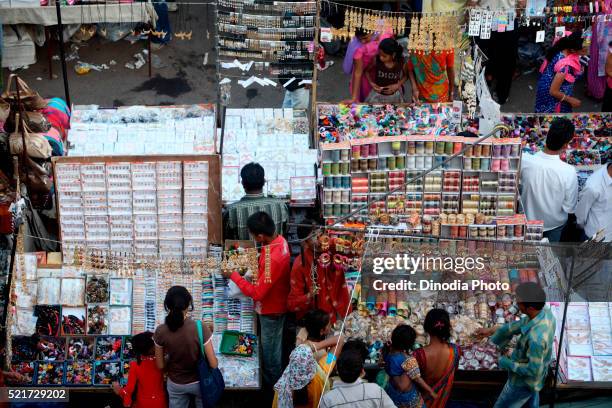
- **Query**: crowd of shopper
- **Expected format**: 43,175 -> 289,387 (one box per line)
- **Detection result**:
111,277 -> 556,408
520,117 -> 611,242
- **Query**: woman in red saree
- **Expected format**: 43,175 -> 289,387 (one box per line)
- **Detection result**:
414,309 -> 461,408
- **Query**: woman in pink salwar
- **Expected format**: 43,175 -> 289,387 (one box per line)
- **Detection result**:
346,28 -> 393,103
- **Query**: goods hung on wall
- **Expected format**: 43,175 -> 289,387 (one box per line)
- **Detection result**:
331,5 -> 407,41
222,108 -> 316,202
217,0 -> 316,88
53,155 -> 221,261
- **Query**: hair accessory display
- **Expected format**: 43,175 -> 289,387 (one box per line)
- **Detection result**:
87,305 -> 109,335
67,337 -> 95,361
62,307 -> 86,335
36,362 -> 65,385
93,361 -> 122,385
12,336 -> 38,362
65,361 -> 93,385
95,336 -> 123,361
86,276 -> 109,303
10,362 -> 36,385
34,305 -> 61,336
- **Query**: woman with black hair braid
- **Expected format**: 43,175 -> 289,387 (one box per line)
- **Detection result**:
413,309 -> 461,408
154,286 -> 218,408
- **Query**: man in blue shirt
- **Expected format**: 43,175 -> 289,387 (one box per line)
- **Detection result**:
477,282 -> 556,408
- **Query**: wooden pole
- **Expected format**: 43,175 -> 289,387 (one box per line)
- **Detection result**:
310,0 -> 321,149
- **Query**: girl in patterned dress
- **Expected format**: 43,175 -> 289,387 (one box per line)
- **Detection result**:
535,30 -> 585,113
383,325 -> 437,408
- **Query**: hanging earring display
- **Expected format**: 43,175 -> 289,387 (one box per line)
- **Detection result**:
332,5 -> 408,40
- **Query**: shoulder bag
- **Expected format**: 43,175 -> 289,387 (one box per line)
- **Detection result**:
9,119 -> 52,159
196,320 -> 225,408
1,74 -> 47,110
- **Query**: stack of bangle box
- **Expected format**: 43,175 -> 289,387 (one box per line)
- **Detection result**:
320,135 -> 535,241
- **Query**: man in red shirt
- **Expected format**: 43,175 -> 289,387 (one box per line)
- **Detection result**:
222,211 -> 290,394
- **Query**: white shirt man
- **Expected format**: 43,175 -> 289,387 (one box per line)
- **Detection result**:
318,378 -> 396,408
520,151 -> 578,241
575,163 -> 612,242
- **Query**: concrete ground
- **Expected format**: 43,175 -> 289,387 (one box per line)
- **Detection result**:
2,7 -> 603,112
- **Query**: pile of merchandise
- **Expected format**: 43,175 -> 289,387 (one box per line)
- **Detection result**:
1,75 -> 70,209
68,105 -> 217,156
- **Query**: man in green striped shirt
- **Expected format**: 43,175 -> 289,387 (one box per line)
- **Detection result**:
477,282 -> 556,408
223,163 -> 289,240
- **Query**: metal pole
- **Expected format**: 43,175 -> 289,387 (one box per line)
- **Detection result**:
55,1 -> 71,107
550,246 -> 577,408
310,0 -> 321,148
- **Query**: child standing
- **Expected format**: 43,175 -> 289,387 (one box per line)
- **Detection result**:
365,38 -> 409,103
384,325 -> 437,408
112,332 -> 167,408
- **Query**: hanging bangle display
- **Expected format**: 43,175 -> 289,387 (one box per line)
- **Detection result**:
318,234 -> 330,251
318,253 -> 331,268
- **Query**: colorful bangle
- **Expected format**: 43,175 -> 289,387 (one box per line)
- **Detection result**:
319,234 -> 330,251
318,253 -> 331,268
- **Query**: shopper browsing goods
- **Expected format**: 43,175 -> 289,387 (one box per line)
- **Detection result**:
476,283 -> 556,408
414,309 -> 462,408
381,325 -> 438,407
154,286 -> 218,408
112,332 -> 167,408
520,117 -> 578,242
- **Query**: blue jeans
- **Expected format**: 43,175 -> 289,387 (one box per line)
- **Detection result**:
282,88 -> 310,109
259,314 -> 286,387
152,2 -> 172,44
493,381 -> 539,408
543,223 -> 565,243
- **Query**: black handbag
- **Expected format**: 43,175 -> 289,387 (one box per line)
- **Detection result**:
196,320 -> 225,408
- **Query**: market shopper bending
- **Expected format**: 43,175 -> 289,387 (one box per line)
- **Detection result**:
222,211 -> 291,395
575,160 -> 612,242
520,117 -> 578,242
476,282 -> 556,408
223,162 -> 289,240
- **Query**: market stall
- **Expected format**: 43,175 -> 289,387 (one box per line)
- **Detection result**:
6,242 -> 262,388
500,113 -> 611,191
3,110 -> 262,389
314,103 -> 611,396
